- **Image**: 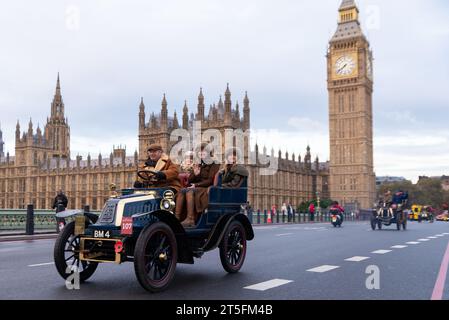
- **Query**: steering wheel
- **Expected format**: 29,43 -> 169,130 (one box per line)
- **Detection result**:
137,169 -> 158,181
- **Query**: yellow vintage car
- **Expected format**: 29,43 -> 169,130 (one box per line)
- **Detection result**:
409,205 -> 422,221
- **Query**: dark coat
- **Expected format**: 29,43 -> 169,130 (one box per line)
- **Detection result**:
52,194 -> 68,210
135,154 -> 182,192
221,164 -> 249,188
188,162 -> 220,213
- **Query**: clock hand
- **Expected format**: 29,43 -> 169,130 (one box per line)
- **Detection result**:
337,64 -> 347,73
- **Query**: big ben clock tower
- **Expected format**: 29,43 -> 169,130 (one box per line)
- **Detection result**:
327,0 -> 376,209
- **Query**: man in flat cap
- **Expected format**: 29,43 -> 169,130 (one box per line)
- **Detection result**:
134,143 -> 182,192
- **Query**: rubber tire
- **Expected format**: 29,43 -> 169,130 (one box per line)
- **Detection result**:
134,222 -> 178,293
219,220 -> 247,273
53,221 -> 98,282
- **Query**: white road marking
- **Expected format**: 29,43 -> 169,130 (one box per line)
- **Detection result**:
391,245 -> 408,249
28,262 -> 55,267
345,256 -> 370,262
443,233 -> 449,235
406,241 -> 421,245
307,265 -> 340,273
0,247 -> 26,253
253,226 -> 279,230
244,279 -> 293,291
276,233 -> 293,237
418,239 -> 430,242
435,234 -> 445,237
372,250 -> 392,254
428,236 -> 438,239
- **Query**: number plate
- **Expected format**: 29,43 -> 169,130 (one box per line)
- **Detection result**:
121,217 -> 133,235
93,230 -> 111,238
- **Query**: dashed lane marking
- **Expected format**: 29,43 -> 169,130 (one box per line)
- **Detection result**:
428,236 -> 438,239
28,262 -> 54,267
307,265 -> 340,273
435,234 -> 445,237
418,239 -> 430,242
391,245 -> 408,249
244,279 -> 293,291
406,241 -> 421,245
345,256 -> 370,262
372,250 -> 392,254
275,233 -> 294,237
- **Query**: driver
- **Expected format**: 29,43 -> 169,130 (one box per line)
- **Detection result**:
133,144 -> 182,192
330,201 -> 344,222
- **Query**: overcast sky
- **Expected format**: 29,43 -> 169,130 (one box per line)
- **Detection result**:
1,0 -> 448,182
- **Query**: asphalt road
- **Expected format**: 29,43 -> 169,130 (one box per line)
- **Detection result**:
1,221 -> 449,300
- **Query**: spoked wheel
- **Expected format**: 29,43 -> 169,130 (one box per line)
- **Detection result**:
219,220 -> 247,273
53,221 -> 98,282
134,222 -> 178,293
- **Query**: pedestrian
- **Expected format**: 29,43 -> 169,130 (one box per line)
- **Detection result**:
52,189 -> 68,233
52,189 -> 68,212
287,203 -> 293,222
309,202 -> 315,222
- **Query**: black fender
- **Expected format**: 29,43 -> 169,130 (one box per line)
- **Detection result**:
202,213 -> 254,252
135,210 -> 193,264
55,209 -> 98,224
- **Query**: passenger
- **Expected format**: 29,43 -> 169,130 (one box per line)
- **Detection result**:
220,148 -> 249,188
133,143 -> 182,192
175,143 -> 220,228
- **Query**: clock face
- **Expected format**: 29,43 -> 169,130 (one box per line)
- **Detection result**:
335,55 -> 356,77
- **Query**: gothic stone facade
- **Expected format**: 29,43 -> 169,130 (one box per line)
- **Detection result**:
0,77 -> 329,211
327,0 -> 376,209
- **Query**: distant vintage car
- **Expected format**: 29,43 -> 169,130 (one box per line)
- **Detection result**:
436,211 -> 449,222
409,205 -> 423,221
371,201 -> 407,231
53,170 -> 254,292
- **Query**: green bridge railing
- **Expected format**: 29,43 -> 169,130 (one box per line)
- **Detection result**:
0,209 -> 100,232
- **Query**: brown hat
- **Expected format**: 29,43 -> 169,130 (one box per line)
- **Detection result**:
147,143 -> 163,152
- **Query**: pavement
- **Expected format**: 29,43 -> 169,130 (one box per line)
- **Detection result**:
1,221 -> 449,300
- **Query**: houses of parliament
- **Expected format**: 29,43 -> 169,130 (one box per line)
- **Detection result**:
0,0 -> 375,211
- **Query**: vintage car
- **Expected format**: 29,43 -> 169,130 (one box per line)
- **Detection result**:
53,170 -> 254,292
436,211 -> 449,221
409,205 -> 423,221
371,201 -> 407,231
418,206 -> 435,223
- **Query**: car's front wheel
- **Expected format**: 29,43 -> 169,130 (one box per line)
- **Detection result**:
134,222 -> 178,293
53,221 -> 98,282
219,220 -> 247,273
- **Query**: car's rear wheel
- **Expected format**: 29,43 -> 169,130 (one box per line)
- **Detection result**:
220,220 -> 247,273
134,222 -> 177,293
53,221 -> 98,282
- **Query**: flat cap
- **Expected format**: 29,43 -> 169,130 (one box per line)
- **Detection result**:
147,143 -> 163,151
